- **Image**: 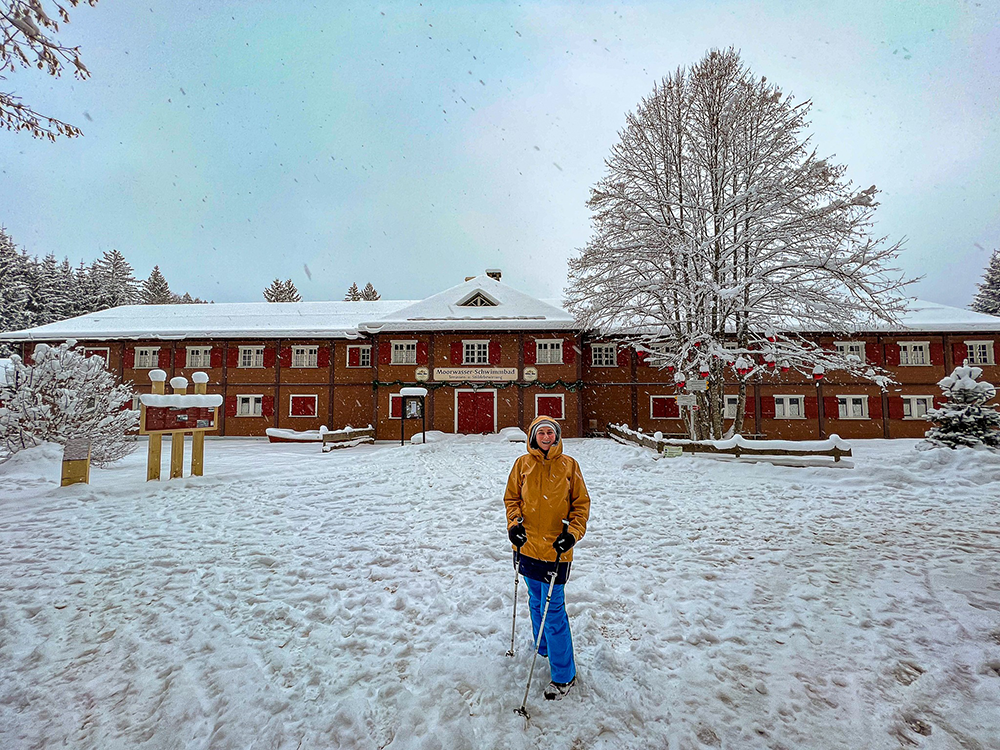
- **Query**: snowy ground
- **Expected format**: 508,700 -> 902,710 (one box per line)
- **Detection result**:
1,436 -> 999,750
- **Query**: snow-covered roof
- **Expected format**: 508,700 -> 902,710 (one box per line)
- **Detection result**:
0,300 -> 419,342
876,299 -> 1000,332
358,275 -> 576,332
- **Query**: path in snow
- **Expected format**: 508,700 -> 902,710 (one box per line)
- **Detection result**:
1,438 -> 998,749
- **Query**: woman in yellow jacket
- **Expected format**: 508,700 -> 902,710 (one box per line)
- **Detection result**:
504,415 -> 591,700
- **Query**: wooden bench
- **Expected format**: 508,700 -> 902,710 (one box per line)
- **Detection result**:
321,425 -> 375,452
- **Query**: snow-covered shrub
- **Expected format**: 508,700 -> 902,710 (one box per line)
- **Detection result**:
0,340 -> 139,466
922,361 -> 1000,450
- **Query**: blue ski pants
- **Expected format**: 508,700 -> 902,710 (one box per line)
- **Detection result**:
525,576 -> 576,683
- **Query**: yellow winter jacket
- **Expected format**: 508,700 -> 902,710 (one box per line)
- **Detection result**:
504,416 -> 591,563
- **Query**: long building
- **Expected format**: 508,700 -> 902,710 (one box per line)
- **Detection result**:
3,271 -> 999,441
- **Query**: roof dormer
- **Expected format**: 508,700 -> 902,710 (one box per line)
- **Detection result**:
457,290 -> 499,308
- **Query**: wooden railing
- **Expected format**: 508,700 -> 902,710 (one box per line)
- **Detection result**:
607,424 -> 852,462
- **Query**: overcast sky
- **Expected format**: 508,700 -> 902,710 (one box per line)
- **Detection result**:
3,1 -> 998,308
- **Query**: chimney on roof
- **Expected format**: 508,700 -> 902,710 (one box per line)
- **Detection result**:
486,269 -> 502,281
465,276 -> 476,282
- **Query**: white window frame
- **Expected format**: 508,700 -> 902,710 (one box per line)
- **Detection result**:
291,346 -> 319,368
288,393 -> 318,418
723,395 -> 740,420
462,339 -> 490,365
965,340 -> 995,366
591,344 -> 617,367
391,340 -> 417,365
834,341 -> 866,364
347,344 -> 372,368
534,393 -> 565,420
83,347 -> 110,366
185,346 -> 212,368
774,394 -> 806,419
902,395 -> 935,420
135,347 -> 160,369
649,395 -> 678,420
236,394 -> 263,417
837,394 -> 870,420
239,346 -> 265,369
899,341 -> 930,367
535,339 -> 564,365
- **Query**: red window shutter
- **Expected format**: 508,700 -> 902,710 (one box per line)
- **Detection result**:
884,343 -> 900,367
929,341 -> 944,366
745,396 -> 755,417
174,348 -> 185,368
227,347 -> 239,368
865,342 -> 882,366
390,395 -> 401,418
450,342 -> 462,365
616,347 -> 629,368
637,350 -> 649,367
824,396 -> 840,419
279,347 -> 292,368
952,342 -> 967,366
348,346 -> 360,367
869,395 -> 883,419
379,341 -> 393,365
263,348 -> 276,368
761,396 -> 776,419
563,338 -> 576,364
416,341 -> 429,365
933,395 -> 946,409
537,396 -> 563,419
225,396 -> 237,417
210,347 -> 222,368
262,395 -> 275,417
888,397 -> 905,420
524,339 -> 537,365
488,340 -> 501,365
123,347 -> 135,369
158,348 -> 172,370
804,396 -> 819,419
317,346 -> 330,368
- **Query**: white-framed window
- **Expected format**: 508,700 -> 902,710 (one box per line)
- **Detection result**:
239,346 -> 264,368
774,395 -> 805,419
391,340 -> 417,365
649,395 -> 678,419
135,347 -> 160,369
835,341 -> 865,363
837,395 -> 869,419
965,341 -> 995,366
289,394 -> 318,417
535,393 -> 565,420
237,394 -> 263,417
463,339 -> 490,365
724,395 -> 740,420
591,344 -> 617,367
347,344 -> 371,368
83,347 -> 109,366
899,342 -> 929,366
722,341 -> 739,351
292,346 -> 318,368
535,339 -> 563,365
186,346 -> 212,368
902,395 -> 935,420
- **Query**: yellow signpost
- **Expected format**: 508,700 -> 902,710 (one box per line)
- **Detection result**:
140,370 -> 221,481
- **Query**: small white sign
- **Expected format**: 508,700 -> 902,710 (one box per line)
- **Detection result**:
676,394 -> 697,407
415,366 -> 430,382
687,379 -> 708,391
663,445 -> 684,458
433,367 -> 519,382
523,366 -> 538,382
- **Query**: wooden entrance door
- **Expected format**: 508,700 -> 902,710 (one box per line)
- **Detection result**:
457,390 -> 495,434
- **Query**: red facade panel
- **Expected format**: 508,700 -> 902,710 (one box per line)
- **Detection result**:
804,396 -> 819,419
564,338 -> 576,364
317,346 -> 330,368
416,341 -> 429,365
262,395 -> 275,417
210,347 -> 223,368
488,340 -> 501,365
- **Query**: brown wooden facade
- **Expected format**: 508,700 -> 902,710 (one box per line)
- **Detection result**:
15,329 -> 1000,441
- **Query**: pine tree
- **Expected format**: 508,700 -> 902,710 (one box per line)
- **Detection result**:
263,278 -> 301,302
94,249 -> 140,309
344,282 -> 362,301
0,229 -> 31,332
360,282 -> 381,301
141,265 -> 174,305
74,260 -> 102,316
58,257 -> 80,319
922,361 -> 1000,450
0,341 -> 139,465
27,253 -> 72,326
971,249 -> 1000,317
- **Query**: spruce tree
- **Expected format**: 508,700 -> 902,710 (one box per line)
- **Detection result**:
263,278 -> 301,302
0,229 -> 31,332
360,282 -> 381,301
344,282 -> 362,301
141,266 -> 174,305
94,249 -> 140,309
971,249 -> 1000,316
923,361 -> 1000,450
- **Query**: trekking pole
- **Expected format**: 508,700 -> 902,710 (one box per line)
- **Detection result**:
506,518 -> 523,658
514,519 -> 569,720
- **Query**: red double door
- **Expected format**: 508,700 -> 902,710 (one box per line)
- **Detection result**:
457,391 -> 495,434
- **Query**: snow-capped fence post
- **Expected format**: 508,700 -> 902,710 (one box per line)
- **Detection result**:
169,377 -> 188,479
61,437 -> 92,486
191,372 -> 209,476
146,369 -> 167,481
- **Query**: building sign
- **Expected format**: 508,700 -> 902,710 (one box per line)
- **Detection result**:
686,379 -> 708,392
523,366 -> 538,382
433,367 -> 519,382
676,394 -> 697,407
415,366 -> 430,382
141,406 -> 218,433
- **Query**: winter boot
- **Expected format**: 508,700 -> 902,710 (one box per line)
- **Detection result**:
543,677 -> 576,701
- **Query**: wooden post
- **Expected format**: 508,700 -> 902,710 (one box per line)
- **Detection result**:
169,376 -> 188,479
61,438 -> 92,486
191,372 -> 208,476
147,370 -> 166,481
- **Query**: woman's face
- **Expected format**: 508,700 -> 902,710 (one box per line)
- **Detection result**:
535,425 -> 557,450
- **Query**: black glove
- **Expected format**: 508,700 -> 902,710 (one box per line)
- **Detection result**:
553,530 -> 576,554
508,524 -> 527,549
